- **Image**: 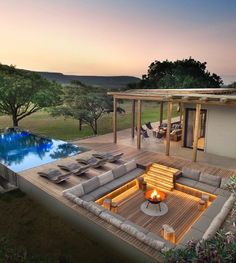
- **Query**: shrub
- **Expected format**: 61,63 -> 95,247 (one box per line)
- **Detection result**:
162,231 -> 236,263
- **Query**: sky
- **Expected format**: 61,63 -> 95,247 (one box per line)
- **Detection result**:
0,0 -> 236,83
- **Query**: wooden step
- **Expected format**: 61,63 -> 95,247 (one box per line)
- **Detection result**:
149,167 -> 174,177
145,177 -> 173,190
146,171 -> 173,183
152,163 -> 179,173
145,181 -> 172,191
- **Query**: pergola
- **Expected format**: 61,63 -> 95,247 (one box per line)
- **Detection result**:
108,88 -> 236,162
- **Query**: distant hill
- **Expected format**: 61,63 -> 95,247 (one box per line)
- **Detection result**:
36,71 -> 141,89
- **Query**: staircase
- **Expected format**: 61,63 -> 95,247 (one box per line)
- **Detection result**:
144,163 -> 179,191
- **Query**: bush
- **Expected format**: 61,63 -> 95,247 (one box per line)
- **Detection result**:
162,231 -> 236,263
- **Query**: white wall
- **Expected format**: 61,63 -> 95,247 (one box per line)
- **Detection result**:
205,106 -> 236,159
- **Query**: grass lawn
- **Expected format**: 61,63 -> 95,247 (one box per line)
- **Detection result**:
0,190 -> 129,263
0,102 -> 180,140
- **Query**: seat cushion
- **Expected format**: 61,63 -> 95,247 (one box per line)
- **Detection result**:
202,217 -> 223,240
124,220 -> 148,234
182,167 -> 201,181
85,202 -> 105,216
194,182 -> 217,194
103,210 -> 125,222
191,215 -> 212,233
214,188 -> 231,197
82,177 -> 100,194
63,184 -> 84,197
98,171 -> 114,186
203,196 -> 227,219
176,177 -> 197,188
89,186 -> 109,200
80,193 -> 95,202
180,228 -> 203,245
220,177 -> 229,189
147,232 -> 175,249
99,211 -> 124,228
199,172 -> 221,188
112,165 -> 126,179
104,168 -> 144,192
124,160 -> 137,173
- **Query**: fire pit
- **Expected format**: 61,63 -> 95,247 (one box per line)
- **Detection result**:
145,189 -> 166,211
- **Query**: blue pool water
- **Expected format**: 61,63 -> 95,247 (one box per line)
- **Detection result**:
0,129 -> 85,172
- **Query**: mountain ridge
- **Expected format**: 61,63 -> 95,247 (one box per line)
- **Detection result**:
37,71 -> 141,88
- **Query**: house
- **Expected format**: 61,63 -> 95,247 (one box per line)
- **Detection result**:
108,88 -> 236,161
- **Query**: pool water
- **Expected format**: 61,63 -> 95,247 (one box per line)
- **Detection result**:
0,129 -> 85,172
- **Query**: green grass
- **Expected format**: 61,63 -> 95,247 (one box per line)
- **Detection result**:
0,102 -> 179,140
0,190 -> 129,263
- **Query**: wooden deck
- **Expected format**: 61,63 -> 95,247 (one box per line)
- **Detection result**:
17,140 -> 235,262
117,189 -> 204,244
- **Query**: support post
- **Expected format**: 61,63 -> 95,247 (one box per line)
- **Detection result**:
179,103 -> 182,123
113,97 -> 117,143
137,100 -> 142,149
181,104 -> 186,147
159,101 -> 164,126
166,101 -> 173,156
192,103 -> 201,162
131,100 -> 135,138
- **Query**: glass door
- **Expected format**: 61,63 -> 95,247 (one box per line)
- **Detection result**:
184,108 -> 207,150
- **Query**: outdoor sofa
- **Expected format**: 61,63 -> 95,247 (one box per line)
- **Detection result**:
176,166 -> 235,246
63,162 -> 235,252
64,160 -> 144,202
63,160 -> 175,251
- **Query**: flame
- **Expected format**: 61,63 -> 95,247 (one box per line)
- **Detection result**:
150,189 -> 160,200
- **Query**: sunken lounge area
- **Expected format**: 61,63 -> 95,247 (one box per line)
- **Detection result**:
17,141 -> 235,262
63,158 -> 235,252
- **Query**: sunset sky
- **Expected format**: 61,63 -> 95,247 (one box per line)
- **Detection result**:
0,0 -> 235,83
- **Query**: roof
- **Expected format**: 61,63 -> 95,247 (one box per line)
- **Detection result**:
108,88 -> 236,106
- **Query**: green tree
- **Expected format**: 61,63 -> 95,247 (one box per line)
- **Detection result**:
140,57 -> 223,89
0,64 -> 62,126
51,82 -> 113,135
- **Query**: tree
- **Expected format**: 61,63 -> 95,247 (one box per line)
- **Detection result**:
51,82 -> 113,135
139,58 -> 223,89
0,64 -> 62,126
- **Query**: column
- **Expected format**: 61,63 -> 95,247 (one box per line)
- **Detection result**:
159,101 -> 164,126
192,103 -> 201,162
113,97 -> 117,143
131,100 -> 135,138
137,100 -> 142,149
166,101 -> 173,156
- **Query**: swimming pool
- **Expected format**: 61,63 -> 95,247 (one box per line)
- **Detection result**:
0,128 -> 86,173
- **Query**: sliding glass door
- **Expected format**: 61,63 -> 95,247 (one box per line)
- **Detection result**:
184,108 -> 207,150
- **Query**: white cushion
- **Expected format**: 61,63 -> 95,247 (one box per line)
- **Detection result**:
86,202 -> 103,216
74,197 -> 84,207
120,223 -> 139,236
63,184 -> 84,197
63,192 -> 77,202
98,171 -> 114,185
203,217 -> 222,240
224,194 -> 236,209
124,160 -> 137,172
144,236 -> 165,250
135,231 -> 147,242
100,212 -> 123,228
220,177 -> 229,188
